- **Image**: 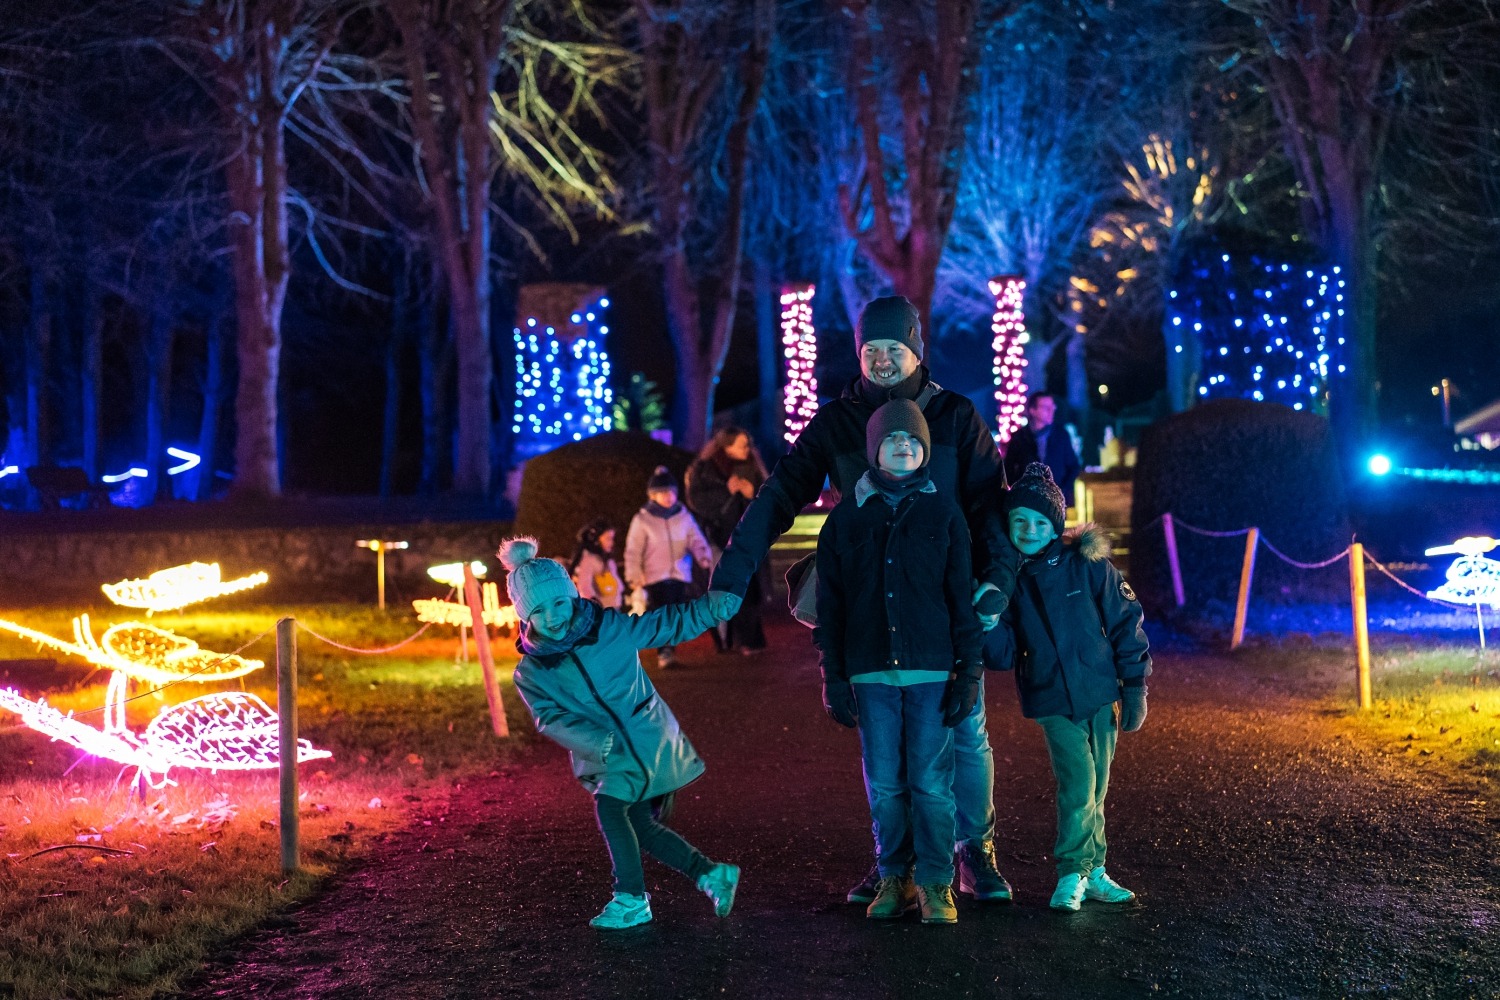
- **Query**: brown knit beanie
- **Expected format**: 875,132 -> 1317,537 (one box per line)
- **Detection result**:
866,399 -> 931,469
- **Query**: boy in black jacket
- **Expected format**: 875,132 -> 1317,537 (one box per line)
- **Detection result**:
995,463 -> 1151,912
814,399 -> 986,925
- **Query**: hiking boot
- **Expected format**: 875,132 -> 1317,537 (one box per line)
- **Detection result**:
697,862 -> 741,917
865,875 -> 917,920
846,864 -> 882,904
589,892 -> 652,929
1084,866 -> 1137,904
1049,873 -> 1086,913
917,883 -> 958,925
956,840 -> 1014,902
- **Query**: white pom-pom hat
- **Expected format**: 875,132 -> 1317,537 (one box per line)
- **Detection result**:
497,535 -> 577,621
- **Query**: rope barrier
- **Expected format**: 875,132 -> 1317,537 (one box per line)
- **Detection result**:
1360,550 -> 1471,611
294,619 -> 437,655
1259,538 -> 1352,570
1173,521 -> 1254,538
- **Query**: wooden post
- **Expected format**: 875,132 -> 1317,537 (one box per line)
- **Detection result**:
464,564 -> 509,737
1349,542 -> 1372,709
276,617 -> 299,873
1230,527 -> 1259,650
1162,513 -> 1185,608
375,543 -> 387,610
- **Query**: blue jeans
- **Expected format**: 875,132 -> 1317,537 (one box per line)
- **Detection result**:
854,682 -> 956,885
951,680 -> 996,845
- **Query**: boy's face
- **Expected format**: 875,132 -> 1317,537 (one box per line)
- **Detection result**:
860,339 -> 919,387
1008,507 -> 1057,556
528,595 -> 574,640
877,431 -> 923,477
648,487 -> 678,508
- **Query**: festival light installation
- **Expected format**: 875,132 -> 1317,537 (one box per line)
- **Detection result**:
427,561 -> 486,588
988,276 -> 1030,443
102,562 -> 269,614
781,284 -> 818,446
413,581 -> 518,631
1168,256 -> 1342,411
512,292 -> 614,460
1425,537 -> 1500,609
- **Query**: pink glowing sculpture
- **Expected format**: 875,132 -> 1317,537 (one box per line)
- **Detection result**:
781,284 -> 819,446
989,276 -> 1030,444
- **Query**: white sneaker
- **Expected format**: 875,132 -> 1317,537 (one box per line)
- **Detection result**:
589,891 -> 652,929
1084,866 -> 1137,904
1049,873 -> 1086,912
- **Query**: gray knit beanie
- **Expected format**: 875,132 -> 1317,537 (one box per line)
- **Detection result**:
866,399 -> 931,469
856,296 -> 923,360
1005,462 -> 1067,535
497,536 -> 578,621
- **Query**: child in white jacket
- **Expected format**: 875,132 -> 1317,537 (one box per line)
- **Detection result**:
624,466 -> 714,667
500,536 -> 741,929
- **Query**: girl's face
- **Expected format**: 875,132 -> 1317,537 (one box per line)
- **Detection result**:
598,529 -> 616,552
724,434 -> 751,462
528,595 -> 574,640
877,431 -> 923,477
1008,508 -> 1057,557
649,487 -> 678,508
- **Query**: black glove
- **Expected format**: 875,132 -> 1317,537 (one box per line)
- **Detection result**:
1119,686 -> 1148,732
973,587 -> 1008,618
822,679 -> 858,728
941,674 -> 981,727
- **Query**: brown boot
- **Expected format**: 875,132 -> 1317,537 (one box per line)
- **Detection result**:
917,883 -> 958,924
865,875 -> 916,919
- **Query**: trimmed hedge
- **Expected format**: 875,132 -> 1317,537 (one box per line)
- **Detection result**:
1130,400 -> 1350,611
512,432 -> 695,561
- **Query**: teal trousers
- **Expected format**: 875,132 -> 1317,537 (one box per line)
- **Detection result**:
1036,701 -> 1117,877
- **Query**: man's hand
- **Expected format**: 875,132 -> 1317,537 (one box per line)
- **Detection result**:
822,679 -> 858,728
706,590 -> 743,621
971,582 -> 1007,633
1119,686 -> 1148,732
941,674 -> 981,727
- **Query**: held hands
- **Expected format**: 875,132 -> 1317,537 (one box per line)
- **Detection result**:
941,674 -> 981,727
1119,686 -> 1148,732
971,582 -> 1007,633
822,679 -> 858,728
706,590 -> 743,622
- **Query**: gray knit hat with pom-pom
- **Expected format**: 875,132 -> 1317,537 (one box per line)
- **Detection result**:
1005,462 -> 1068,534
497,536 -> 578,621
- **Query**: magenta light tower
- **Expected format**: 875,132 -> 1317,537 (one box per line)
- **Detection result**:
989,276 -> 1029,444
780,284 -> 818,446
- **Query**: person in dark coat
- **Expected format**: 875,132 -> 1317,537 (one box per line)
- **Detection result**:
988,463 -> 1150,913
814,400 -> 985,925
501,536 -> 743,930
1003,392 -> 1081,506
686,426 -> 768,653
710,294 -> 1018,905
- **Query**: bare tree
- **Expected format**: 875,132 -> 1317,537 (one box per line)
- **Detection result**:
635,0 -> 773,450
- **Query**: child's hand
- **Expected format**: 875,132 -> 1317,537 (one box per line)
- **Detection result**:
1120,686 -> 1148,732
942,674 -> 980,727
706,590 -> 742,621
822,680 -> 858,728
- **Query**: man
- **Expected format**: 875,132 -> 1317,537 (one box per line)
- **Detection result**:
710,295 -> 1018,904
1003,392 -> 1081,507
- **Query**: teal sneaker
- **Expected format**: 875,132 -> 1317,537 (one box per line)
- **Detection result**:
697,862 -> 741,917
589,892 -> 652,929
1084,866 -> 1137,904
1049,873 -> 1085,912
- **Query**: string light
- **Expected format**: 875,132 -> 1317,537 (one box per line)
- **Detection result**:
412,582 -> 518,630
988,276 -> 1030,443
512,292 -> 614,460
1168,255 -> 1337,411
102,562 -> 269,614
781,284 -> 818,446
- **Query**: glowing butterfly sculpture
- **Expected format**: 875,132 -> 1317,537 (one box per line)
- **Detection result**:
103,562 -> 269,614
0,615 -> 330,787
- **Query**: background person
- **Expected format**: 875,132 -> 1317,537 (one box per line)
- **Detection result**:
686,426 -> 769,654
1003,392 -> 1082,508
625,466 -> 715,668
569,519 -> 623,610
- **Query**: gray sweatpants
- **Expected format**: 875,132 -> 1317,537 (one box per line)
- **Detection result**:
1036,701 -> 1118,877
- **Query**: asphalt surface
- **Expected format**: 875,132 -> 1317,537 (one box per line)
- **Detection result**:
183,618 -> 1499,1000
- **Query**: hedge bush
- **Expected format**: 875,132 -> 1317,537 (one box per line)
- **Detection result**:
512,432 -> 695,562
1130,400 -> 1350,611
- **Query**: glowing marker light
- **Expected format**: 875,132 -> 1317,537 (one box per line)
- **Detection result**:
1425,536 -> 1500,609
166,447 -> 201,475
988,277 -> 1029,443
103,562 -> 269,614
0,465 -> 18,478
780,284 -> 818,446
1366,454 -> 1392,476
428,562 -> 487,588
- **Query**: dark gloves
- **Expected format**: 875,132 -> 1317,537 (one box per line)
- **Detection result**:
822,679 -> 858,728
1119,686 -> 1148,732
942,674 -> 981,727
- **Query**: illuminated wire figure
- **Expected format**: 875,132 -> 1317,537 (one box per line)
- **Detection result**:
103,562 -> 269,615
1425,535 -> 1500,648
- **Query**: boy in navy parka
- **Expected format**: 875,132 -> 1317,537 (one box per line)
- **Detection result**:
501,537 -> 742,930
992,463 -> 1151,912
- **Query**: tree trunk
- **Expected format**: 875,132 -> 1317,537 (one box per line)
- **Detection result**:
80,268 -> 104,483
1161,316 -> 1200,413
419,293 -> 452,495
25,264 -> 52,473
195,299 -> 227,501
380,268 -> 408,498
753,259 -> 781,453
143,304 -> 175,505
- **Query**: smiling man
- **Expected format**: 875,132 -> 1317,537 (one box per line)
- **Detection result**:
710,294 -> 1019,905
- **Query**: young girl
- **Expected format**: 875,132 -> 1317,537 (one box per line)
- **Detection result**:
500,536 -> 742,930
624,466 -> 714,667
570,519 -> 623,610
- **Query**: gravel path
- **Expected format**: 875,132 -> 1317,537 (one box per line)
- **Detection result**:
182,618 -> 1499,1000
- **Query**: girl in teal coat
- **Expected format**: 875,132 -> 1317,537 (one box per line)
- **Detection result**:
500,536 -> 742,930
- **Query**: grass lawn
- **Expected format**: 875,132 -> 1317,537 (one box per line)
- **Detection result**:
0,601 -> 530,1000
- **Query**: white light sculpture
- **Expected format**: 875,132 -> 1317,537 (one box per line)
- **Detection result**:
989,276 -> 1030,444
413,581 -> 518,630
0,614 -> 263,686
1425,536 -> 1500,608
781,284 -> 818,446
427,561 -> 487,589
102,562 -> 269,614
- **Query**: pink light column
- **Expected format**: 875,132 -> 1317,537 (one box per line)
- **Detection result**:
781,284 -> 818,446
989,276 -> 1029,444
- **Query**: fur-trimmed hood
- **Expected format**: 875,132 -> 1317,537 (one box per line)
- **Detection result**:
1062,522 -> 1112,562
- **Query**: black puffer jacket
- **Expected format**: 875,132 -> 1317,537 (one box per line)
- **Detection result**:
813,477 -> 985,682
990,525 -> 1151,721
709,369 -> 1015,597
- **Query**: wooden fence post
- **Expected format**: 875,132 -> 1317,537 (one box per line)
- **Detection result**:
276,617 -> 299,873
1230,528 -> 1259,650
464,564 -> 509,737
1349,543 -> 1372,709
1162,513 -> 1185,608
